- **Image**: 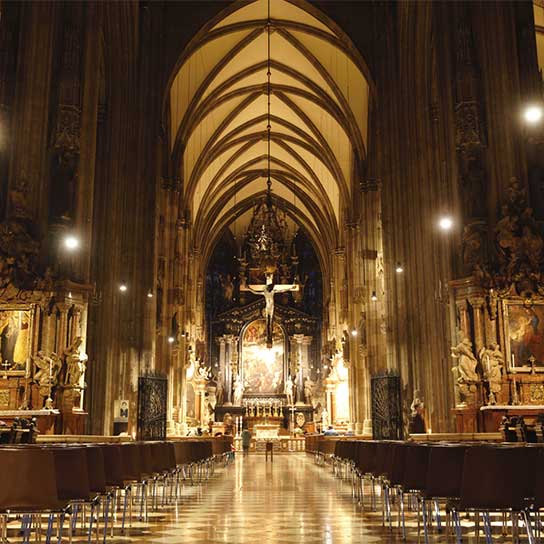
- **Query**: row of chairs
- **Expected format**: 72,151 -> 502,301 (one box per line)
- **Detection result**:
0,437 -> 234,544
309,437 -> 544,544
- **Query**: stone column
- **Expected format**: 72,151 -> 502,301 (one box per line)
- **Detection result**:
223,335 -> 233,405
217,337 -> 226,405
456,300 -> 470,340
293,334 -> 304,405
470,297 -> 485,353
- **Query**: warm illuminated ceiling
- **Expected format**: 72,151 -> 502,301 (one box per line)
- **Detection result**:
167,0 -> 370,268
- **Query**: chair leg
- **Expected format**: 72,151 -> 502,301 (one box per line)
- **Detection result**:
45,514 -> 55,544
482,511 -> 492,544
522,509 -> 535,544
452,510 -> 463,544
399,489 -> 407,541
434,500 -> 442,533
422,498 -> 430,544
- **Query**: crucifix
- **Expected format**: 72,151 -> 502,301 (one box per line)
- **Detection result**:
241,273 -> 298,348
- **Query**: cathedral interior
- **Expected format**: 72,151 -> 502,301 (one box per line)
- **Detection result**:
0,0 -> 544,542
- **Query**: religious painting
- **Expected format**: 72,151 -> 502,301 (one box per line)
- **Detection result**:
504,302 -> 544,369
242,319 -> 285,395
0,308 -> 32,370
114,399 -> 129,422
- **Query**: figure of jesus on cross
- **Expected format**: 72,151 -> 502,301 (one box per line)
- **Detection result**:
242,273 -> 298,348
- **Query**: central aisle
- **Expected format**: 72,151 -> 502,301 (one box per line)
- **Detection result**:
135,454 -> 384,544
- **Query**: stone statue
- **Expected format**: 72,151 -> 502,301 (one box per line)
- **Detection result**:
285,374 -> 294,405
304,376 -> 315,405
451,338 -> 479,406
408,390 -> 426,433
233,374 -> 244,405
32,350 -> 62,390
64,336 -> 87,388
321,408 -> 329,429
479,343 -> 504,405
221,274 -> 235,304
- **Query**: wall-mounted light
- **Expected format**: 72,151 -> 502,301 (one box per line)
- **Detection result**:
523,104 -> 543,124
438,216 -> 453,231
63,235 -> 80,251
395,262 -> 404,274
371,291 -> 378,301
168,336 -> 175,344
119,283 -> 127,292
147,290 -> 153,298
351,329 -> 358,337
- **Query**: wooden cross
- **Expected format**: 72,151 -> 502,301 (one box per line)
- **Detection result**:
241,273 -> 298,348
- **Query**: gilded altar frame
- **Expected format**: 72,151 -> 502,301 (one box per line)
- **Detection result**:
501,298 -> 544,372
0,305 -> 35,377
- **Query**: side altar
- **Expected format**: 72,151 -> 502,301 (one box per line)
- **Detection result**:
450,179 -> 544,434
0,288 -> 91,435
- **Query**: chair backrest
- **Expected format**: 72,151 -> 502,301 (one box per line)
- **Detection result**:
459,445 -> 530,511
119,443 -> 143,481
423,444 -> 467,499
85,445 -> 107,494
99,444 -> 124,487
0,447 -> 61,511
401,443 -> 430,492
49,446 -> 91,501
357,441 -> 376,474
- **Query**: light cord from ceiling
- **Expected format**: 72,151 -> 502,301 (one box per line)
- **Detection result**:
266,0 -> 272,197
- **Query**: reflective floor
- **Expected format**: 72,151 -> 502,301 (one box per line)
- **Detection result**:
4,453 -> 533,542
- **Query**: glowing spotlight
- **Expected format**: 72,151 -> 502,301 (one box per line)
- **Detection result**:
168,336 -> 175,344
438,216 -> 453,231
371,291 -> 377,301
64,235 -> 80,250
524,105 -> 543,124
147,290 -> 153,298
351,329 -> 358,337
119,283 -> 127,292
395,263 -> 404,274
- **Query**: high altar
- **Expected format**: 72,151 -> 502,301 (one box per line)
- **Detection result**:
210,300 -> 318,433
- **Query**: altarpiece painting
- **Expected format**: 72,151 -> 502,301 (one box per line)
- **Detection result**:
241,319 -> 285,395
0,308 -> 32,369
504,301 -> 544,369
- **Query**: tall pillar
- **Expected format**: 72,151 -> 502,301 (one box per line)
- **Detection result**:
470,297 -> 485,353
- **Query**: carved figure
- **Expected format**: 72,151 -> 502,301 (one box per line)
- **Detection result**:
233,374 -> 244,405
409,390 -> 426,433
304,376 -> 315,405
221,274 -> 235,304
32,351 -> 62,389
479,343 -> 504,404
285,374 -> 294,405
243,273 -> 298,348
321,408 -> 329,429
64,336 -> 87,388
451,338 -> 479,406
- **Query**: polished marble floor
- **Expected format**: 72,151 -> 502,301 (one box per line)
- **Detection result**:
5,453 -> 532,542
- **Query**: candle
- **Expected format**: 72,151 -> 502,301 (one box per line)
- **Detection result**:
512,353 -> 515,369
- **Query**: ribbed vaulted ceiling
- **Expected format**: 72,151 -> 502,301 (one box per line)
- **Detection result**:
167,0 -> 370,268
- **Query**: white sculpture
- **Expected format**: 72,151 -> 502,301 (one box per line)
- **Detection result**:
321,408 -> 329,429
304,376 -> 315,405
285,375 -> 294,405
32,350 -> 62,389
479,343 -> 504,404
233,374 -> 244,405
451,338 -> 479,406
64,336 -> 88,388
